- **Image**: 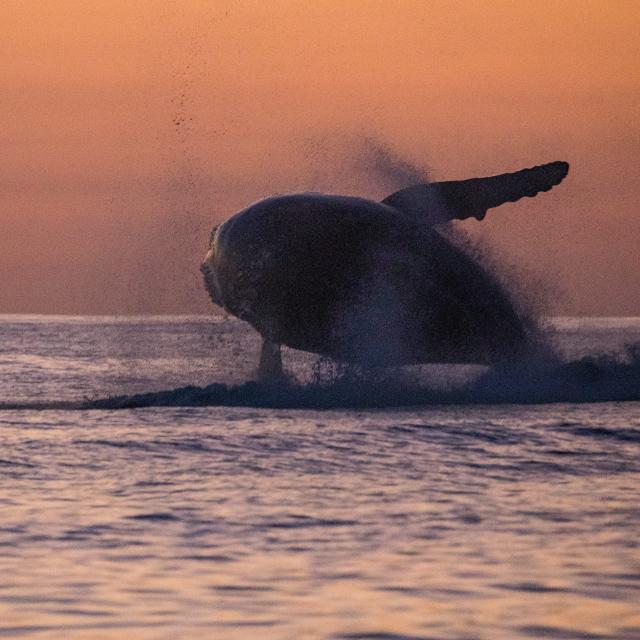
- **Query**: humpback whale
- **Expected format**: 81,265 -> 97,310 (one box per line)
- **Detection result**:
201,161 -> 569,380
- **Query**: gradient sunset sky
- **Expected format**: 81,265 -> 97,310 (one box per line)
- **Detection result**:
2,1 -> 638,314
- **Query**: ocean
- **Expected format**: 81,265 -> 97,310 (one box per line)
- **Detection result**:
1,315 -> 639,639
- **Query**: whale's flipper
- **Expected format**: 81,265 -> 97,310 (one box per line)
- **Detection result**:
382,161 -> 569,224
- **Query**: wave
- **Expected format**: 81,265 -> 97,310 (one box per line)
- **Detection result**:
1,345 -> 638,411
78,345 -> 640,410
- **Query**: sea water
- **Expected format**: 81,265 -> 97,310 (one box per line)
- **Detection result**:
0,315 -> 639,639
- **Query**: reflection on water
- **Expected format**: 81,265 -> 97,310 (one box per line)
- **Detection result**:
0,317 -> 639,638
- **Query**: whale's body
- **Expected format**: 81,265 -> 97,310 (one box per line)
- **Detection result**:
201,161 -> 569,378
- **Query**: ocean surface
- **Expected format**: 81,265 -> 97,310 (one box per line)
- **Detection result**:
1,315 -> 639,639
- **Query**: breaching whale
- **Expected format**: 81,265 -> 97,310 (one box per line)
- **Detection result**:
201,161 -> 569,380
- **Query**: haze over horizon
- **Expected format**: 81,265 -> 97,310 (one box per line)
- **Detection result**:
2,1 -> 638,315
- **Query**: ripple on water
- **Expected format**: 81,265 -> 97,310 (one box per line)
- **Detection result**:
1,318 -> 640,639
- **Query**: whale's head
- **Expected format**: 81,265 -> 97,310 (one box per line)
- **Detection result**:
200,225 -> 224,307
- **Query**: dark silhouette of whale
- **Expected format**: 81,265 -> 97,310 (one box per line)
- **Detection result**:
201,161 -> 569,380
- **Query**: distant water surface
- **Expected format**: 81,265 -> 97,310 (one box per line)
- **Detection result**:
0,315 -> 639,639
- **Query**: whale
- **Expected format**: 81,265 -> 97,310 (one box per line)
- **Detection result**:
201,161 -> 569,380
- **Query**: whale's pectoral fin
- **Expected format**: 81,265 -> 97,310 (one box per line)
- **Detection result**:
257,339 -> 286,383
382,160 -> 569,224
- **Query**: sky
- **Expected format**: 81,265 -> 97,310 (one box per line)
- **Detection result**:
1,0 -> 638,315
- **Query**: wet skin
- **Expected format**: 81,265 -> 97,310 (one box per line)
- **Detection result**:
202,194 -> 530,368
201,162 -> 568,376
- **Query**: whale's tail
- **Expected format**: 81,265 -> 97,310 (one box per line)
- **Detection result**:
382,161 -> 569,225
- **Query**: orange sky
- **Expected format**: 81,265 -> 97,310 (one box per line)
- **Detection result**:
1,0 -> 638,314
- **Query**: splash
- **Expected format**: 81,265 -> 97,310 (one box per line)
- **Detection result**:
353,136 -> 554,365
353,136 -> 428,190
81,344 -> 640,409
